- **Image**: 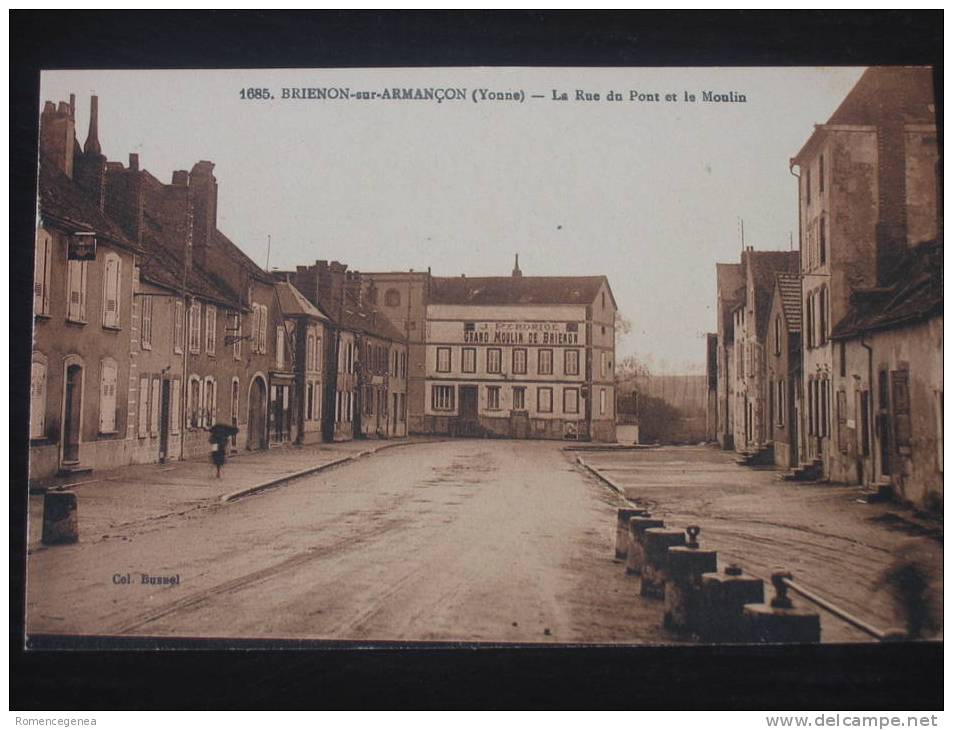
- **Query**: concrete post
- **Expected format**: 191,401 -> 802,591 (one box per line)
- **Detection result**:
614,507 -> 650,560
742,571 -> 821,643
640,527 -> 686,599
664,526 -> 717,633
699,563 -> 765,643
624,516 -> 664,576
41,491 -> 78,545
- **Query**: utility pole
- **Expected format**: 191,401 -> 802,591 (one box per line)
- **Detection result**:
265,234 -> 272,271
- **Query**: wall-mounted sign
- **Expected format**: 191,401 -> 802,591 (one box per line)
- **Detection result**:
68,232 -> 97,261
462,321 -> 581,346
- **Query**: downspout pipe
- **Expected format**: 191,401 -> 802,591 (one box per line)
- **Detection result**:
860,331 -> 875,481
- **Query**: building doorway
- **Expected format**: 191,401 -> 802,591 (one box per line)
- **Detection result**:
62,363 -> 83,464
270,384 -> 291,443
248,376 -> 268,450
159,379 -> 171,462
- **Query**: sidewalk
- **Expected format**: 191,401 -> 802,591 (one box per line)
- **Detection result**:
26,437 -> 436,552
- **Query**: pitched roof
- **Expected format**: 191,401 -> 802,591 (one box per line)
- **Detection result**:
429,275 -> 612,307
793,67 -> 936,163
832,240 -> 941,340
275,281 -> 328,321
37,155 -> 139,252
745,250 -> 800,340
716,263 -> 743,302
137,209 -> 241,308
827,67 -> 937,126
336,299 -> 406,342
775,273 -> 802,333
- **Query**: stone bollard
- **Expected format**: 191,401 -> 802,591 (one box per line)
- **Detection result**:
624,516 -> 665,576
742,571 -> 821,644
640,527 -> 686,599
42,490 -> 78,545
664,526 -> 718,633
614,507 -> 650,560
699,563 -> 765,643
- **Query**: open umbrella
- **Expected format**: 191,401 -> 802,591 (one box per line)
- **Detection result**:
208,422 -> 239,443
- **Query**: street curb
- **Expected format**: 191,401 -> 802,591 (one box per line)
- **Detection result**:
219,438 -> 441,503
575,455 -> 630,500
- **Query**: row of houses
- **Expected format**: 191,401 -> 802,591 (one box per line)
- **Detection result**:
31,95 -> 408,482
30,94 -> 618,481
706,67 -> 942,511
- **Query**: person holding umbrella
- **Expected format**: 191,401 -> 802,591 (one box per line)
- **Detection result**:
208,422 -> 239,478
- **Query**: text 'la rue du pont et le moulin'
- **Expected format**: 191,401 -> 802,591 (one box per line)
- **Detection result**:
239,87 -> 748,104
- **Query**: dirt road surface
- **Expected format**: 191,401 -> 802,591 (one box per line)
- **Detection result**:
27,440 -> 687,644
580,446 -> 943,643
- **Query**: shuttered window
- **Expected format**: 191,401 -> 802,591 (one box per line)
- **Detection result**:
174,300 -> 184,353
258,305 -> 268,354
34,229 -> 52,316
892,370 -> 911,451
205,305 -> 216,354
204,377 -> 217,426
232,312 -> 242,360
30,357 -> 47,439
149,377 -> 160,435
836,389 -> 847,453
188,302 -> 201,353
170,378 -> 181,435
67,260 -> 87,322
138,376 -> 149,437
102,254 -> 121,328
99,359 -> 118,433
141,295 -> 153,349
563,388 -> 579,414
276,326 -> 285,369
565,349 -> 580,376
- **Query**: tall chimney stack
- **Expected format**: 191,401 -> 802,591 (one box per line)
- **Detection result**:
84,95 -> 101,156
512,253 -> 522,278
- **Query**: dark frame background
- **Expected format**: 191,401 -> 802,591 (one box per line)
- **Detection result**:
10,10 -> 943,710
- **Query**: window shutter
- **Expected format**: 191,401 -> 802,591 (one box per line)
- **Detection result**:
150,378 -> 160,435
34,232 -> 51,315
171,379 -> 181,434
138,376 -> 149,437
30,361 -> 47,439
103,256 -> 120,328
259,306 -> 268,353
892,370 -> 912,450
99,360 -> 117,433
68,260 -> 82,320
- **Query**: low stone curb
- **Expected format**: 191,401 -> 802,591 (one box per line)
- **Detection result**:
575,455 -> 629,499
219,438 -> 439,503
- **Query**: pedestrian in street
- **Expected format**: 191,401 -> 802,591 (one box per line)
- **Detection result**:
208,423 -> 239,479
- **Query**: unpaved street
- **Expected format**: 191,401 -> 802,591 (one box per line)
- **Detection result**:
580,446 -> 943,643
28,440 -> 679,643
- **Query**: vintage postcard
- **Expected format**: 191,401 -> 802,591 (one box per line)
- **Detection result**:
26,66 -> 941,648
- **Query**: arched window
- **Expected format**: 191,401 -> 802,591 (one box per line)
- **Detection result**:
99,357 -> 118,433
30,353 -> 48,439
102,253 -> 122,328
384,289 -> 401,307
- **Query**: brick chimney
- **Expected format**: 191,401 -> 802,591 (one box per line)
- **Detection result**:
74,95 -> 107,209
512,253 -> 522,278
189,161 -> 217,269
162,170 -> 193,273
39,96 -> 76,178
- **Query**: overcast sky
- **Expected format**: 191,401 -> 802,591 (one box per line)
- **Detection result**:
41,67 -> 864,372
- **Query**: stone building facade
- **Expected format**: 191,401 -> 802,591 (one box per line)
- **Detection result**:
713,262 -> 743,449
420,265 -> 617,442
765,273 -> 803,469
791,66 -> 939,482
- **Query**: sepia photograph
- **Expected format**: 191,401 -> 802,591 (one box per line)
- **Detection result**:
22,62 -> 941,651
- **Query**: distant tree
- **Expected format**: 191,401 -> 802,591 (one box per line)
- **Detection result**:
614,311 -> 632,339
637,394 -> 683,444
